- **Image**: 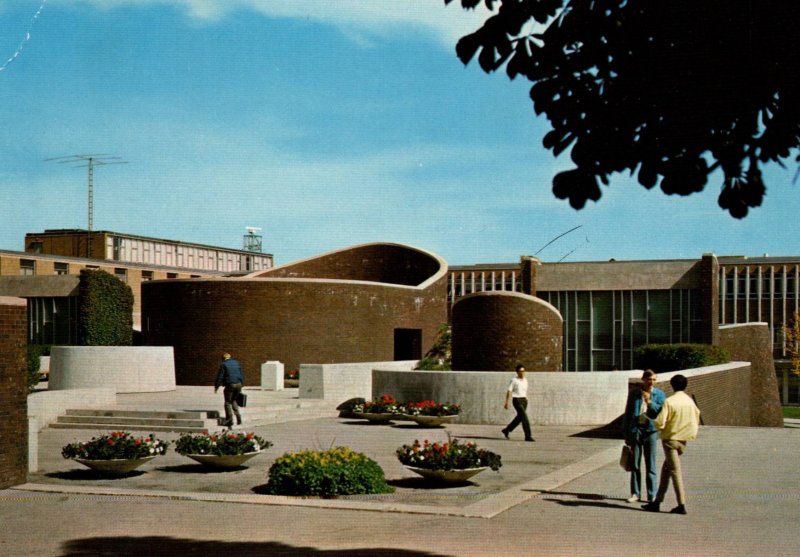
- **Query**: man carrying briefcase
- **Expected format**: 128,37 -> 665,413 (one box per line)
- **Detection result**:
214,352 -> 244,428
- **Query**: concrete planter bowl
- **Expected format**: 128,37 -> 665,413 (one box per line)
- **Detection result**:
353,412 -> 398,423
183,451 -> 262,469
405,466 -> 488,483
75,456 -> 157,477
403,414 -> 459,427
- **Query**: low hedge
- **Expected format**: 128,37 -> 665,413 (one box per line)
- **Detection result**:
265,447 -> 394,497
633,343 -> 730,373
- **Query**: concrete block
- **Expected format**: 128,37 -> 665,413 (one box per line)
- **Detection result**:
261,361 -> 285,391
49,346 -> 176,393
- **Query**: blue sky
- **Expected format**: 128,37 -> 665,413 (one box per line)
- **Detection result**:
1,0 -> 798,266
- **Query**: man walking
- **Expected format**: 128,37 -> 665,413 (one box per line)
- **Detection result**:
642,374 -> 701,515
502,364 -> 534,442
214,352 -> 244,428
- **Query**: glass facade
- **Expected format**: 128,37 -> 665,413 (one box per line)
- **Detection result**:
538,289 -> 704,371
719,264 -> 800,355
28,297 -> 78,345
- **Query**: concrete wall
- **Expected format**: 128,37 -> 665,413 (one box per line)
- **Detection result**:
49,346 -> 176,393
27,387 -> 117,432
374,362 -> 752,426
0,297 -> 27,488
299,360 -> 418,402
451,291 -> 563,372
142,243 -> 448,384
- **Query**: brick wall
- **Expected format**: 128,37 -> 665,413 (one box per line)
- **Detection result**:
143,244 -> 448,384
258,243 -> 441,287
718,323 -> 783,427
652,365 -> 751,426
451,291 -> 563,372
0,297 -> 28,488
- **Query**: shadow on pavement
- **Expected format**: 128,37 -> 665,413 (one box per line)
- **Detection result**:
61,537 -> 455,557
536,490 -> 639,511
45,469 -> 146,481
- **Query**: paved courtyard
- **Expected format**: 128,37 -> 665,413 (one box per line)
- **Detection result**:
2,407 -> 800,556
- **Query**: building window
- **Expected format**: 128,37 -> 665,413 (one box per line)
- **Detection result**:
114,268 -> 127,283
29,241 -> 43,253
167,272 -> 178,279
54,262 -> 69,275
20,259 -> 35,275
141,270 -> 154,281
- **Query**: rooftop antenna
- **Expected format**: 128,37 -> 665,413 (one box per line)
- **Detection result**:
243,227 -> 262,253
45,154 -> 128,258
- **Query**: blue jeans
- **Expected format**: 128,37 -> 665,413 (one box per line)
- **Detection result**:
630,429 -> 658,501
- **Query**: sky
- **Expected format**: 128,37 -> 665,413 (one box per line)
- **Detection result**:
1,0 -> 799,267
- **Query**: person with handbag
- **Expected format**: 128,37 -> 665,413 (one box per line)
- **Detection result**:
214,352 -> 244,428
622,369 -> 666,503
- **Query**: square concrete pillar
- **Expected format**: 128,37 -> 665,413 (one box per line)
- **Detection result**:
261,361 -> 285,391
28,417 -> 38,473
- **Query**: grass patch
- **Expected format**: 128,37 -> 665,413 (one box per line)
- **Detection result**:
782,407 -> 800,419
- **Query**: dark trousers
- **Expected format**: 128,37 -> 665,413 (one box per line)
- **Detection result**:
223,383 -> 243,426
505,397 -> 532,440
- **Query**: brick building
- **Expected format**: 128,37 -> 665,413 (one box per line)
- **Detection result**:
0,229 -> 273,343
449,254 -> 800,375
142,242 -> 449,385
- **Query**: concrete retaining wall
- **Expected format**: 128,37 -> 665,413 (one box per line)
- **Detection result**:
374,362 -> 751,426
299,360 -> 418,402
27,387 -> 117,432
49,346 -> 176,393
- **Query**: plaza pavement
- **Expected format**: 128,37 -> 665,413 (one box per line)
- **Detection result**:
1,388 -> 799,556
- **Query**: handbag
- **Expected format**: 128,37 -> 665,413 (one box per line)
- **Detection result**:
235,392 -> 247,407
619,445 -> 633,472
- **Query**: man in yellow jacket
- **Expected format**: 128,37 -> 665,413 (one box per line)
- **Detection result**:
642,374 -> 701,515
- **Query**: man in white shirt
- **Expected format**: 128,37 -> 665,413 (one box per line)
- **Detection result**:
502,364 -> 534,442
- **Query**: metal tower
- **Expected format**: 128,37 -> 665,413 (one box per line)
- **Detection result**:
45,154 -> 128,257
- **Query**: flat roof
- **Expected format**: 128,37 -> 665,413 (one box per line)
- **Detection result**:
28,229 -> 274,259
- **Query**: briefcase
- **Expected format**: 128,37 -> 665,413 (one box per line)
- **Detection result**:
236,392 -> 247,407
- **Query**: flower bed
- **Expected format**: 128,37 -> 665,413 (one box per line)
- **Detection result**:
396,438 -> 502,472
352,394 -> 398,415
174,431 -> 271,456
401,400 -> 461,417
61,431 -> 168,460
265,447 -> 394,496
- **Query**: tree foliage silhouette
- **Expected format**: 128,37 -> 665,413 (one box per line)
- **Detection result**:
445,0 -> 800,217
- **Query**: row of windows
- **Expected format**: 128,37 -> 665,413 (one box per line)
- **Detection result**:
721,267 -> 799,300
17,259 -> 182,280
109,237 -> 272,272
447,270 -> 522,302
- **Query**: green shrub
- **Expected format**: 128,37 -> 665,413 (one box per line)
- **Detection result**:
78,269 -> 133,346
415,323 -> 452,370
265,447 -> 394,496
26,344 -> 45,391
633,343 -> 730,373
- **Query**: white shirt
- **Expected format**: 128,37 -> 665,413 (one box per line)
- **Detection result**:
507,376 -> 528,398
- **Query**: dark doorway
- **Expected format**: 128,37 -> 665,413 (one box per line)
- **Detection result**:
394,328 -> 422,361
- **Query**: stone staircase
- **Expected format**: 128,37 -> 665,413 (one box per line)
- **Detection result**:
48,399 -> 340,433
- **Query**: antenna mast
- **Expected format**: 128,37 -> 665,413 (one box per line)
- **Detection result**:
45,154 -> 128,258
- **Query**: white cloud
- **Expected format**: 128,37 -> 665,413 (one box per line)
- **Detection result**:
75,0 -> 491,46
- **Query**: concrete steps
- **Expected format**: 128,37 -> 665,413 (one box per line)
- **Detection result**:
47,399 -> 339,433
51,409 -> 220,433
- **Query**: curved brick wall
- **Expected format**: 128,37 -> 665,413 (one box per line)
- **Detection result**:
250,243 -> 442,287
451,291 -> 563,372
142,243 -> 448,385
